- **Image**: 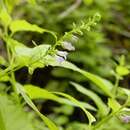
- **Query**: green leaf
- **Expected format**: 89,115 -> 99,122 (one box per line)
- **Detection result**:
15,43 -> 50,73
116,66 -> 129,76
0,75 -> 10,82
6,38 -> 51,73
24,84 -> 96,111
119,55 -> 125,66
0,9 -> 12,26
108,98 -> 121,112
0,94 -> 36,130
51,61 -> 113,97
53,92 -> 96,125
71,82 -> 109,117
10,20 -> 45,34
17,83 -> 59,130
24,85 -> 96,125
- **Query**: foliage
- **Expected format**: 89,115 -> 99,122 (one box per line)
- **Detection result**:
0,0 -> 130,130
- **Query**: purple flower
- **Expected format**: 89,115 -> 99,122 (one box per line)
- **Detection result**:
62,41 -> 75,51
55,55 -> 65,63
120,115 -> 130,123
57,51 -> 68,60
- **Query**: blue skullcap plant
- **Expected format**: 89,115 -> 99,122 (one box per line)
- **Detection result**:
0,1 -> 130,130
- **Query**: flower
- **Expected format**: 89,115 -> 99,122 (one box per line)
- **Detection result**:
120,115 -> 130,123
62,41 -> 75,51
71,35 -> 79,42
55,55 -> 65,63
57,51 -> 68,60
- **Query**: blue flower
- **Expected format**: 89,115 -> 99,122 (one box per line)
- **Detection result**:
55,55 -> 65,63
71,35 -> 79,42
57,51 -> 68,60
120,115 -> 130,123
62,41 -> 75,51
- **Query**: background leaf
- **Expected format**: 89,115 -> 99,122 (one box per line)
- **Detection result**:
53,92 -> 96,125
71,82 -> 109,117
0,94 -> 35,130
17,83 -> 59,130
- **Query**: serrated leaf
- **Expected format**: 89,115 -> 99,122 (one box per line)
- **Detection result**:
6,38 -> 51,73
15,43 -> 50,72
71,82 -> 109,117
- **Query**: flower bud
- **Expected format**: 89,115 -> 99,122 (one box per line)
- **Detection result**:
71,35 -> 79,42
55,55 -> 65,63
57,51 -> 68,60
62,41 -> 75,51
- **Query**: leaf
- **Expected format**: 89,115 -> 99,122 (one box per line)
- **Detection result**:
71,82 -> 109,117
116,66 -> 129,76
24,84 -> 96,111
10,20 -> 45,34
24,85 -> 96,125
0,56 -> 7,66
17,83 -> 59,130
0,75 -> 10,82
53,105 -> 74,115
6,38 -> 51,73
108,98 -> 121,112
15,43 -> 50,72
119,55 -> 125,66
51,61 -> 113,97
24,84 -> 62,101
53,92 -> 96,125
0,94 -> 36,130
0,9 -> 12,26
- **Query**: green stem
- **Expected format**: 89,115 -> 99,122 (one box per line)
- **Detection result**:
93,95 -> 129,130
6,37 -> 18,94
112,76 -> 120,97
